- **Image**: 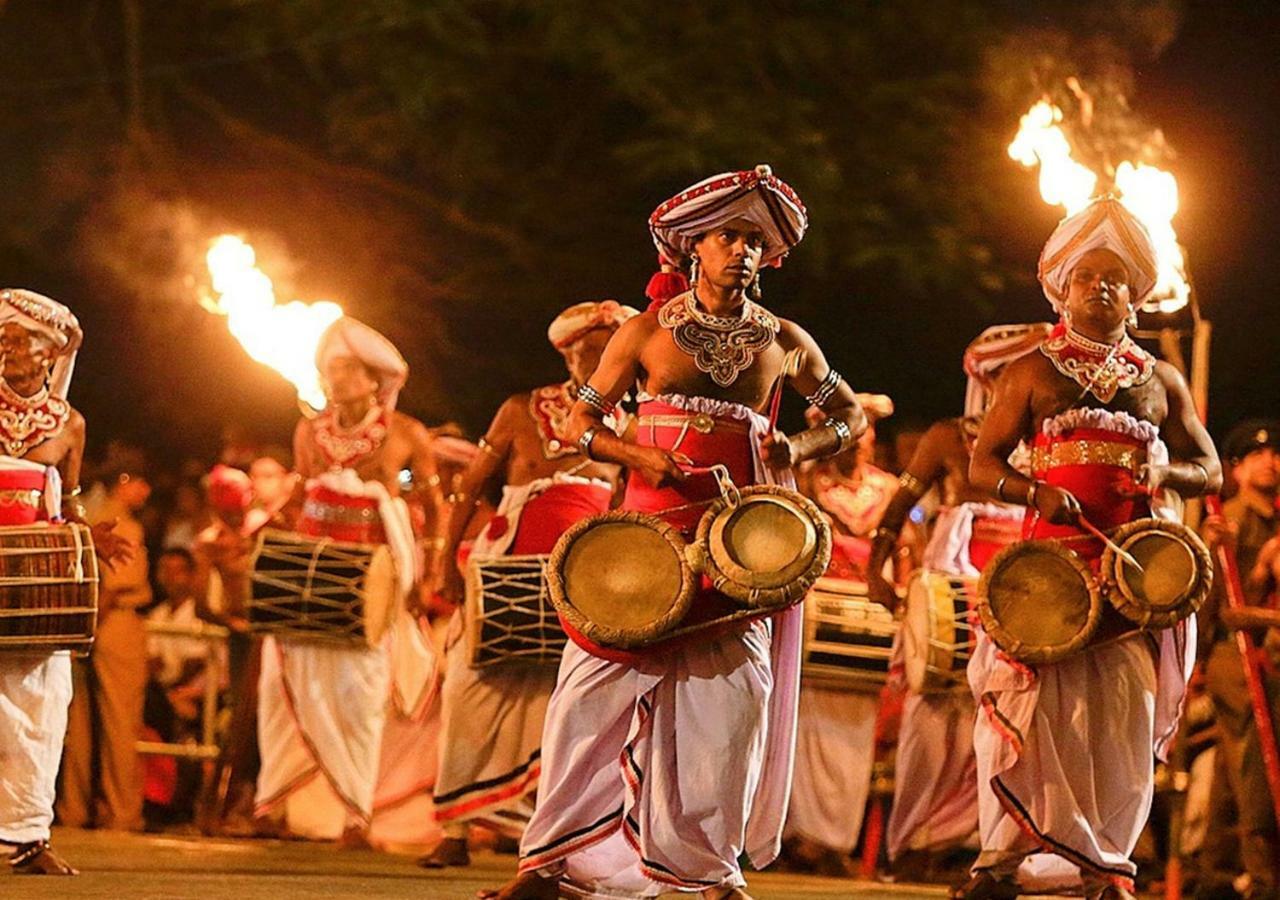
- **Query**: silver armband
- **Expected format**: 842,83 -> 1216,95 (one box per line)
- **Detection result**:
577,384 -> 614,416
824,417 -> 853,456
806,369 -> 843,409
578,426 -> 601,460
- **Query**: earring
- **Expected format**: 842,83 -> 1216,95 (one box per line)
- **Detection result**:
1127,305 -> 1138,328
689,255 -> 700,289
750,272 -> 762,301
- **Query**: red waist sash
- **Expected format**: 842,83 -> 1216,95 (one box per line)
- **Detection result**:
510,482 -> 612,555
1024,427 -> 1149,561
0,468 -> 46,526
970,515 -> 1023,572
563,399 -> 766,662
298,485 -> 386,545
827,533 -> 872,581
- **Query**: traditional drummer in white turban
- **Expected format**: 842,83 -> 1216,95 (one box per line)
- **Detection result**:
419,299 -> 632,870
0,289 -> 130,875
960,196 -> 1220,900
256,315 -> 444,849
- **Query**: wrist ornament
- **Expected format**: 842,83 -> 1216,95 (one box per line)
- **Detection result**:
577,384 -> 614,417
898,471 -> 926,498
579,426 -> 601,461
821,417 -> 853,458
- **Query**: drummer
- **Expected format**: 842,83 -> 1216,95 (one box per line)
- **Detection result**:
961,197 -> 1221,900
483,165 -> 867,900
254,317 -> 444,847
782,396 -> 899,876
866,323 -> 1048,880
419,300 -> 633,868
0,289 -> 130,875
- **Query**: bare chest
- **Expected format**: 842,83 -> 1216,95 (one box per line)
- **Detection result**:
504,415 -> 618,487
1032,372 -> 1168,431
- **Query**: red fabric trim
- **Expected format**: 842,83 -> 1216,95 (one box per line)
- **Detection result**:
434,764 -> 541,822
519,815 -> 622,874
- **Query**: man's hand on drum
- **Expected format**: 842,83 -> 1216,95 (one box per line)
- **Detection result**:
90,520 -> 135,569
867,572 -> 899,613
1031,483 -> 1081,525
759,430 -> 798,470
629,446 -> 688,489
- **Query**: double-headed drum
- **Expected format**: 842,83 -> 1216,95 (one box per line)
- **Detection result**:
903,571 -> 977,693
978,540 -> 1102,665
549,511 -> 696,650
464,554 -> 566,667
698,485 -> 831,609
249,528 -> 396,647
800,578 -> 898,691
0,523 -> 98,653
1102,518 -> 1212,628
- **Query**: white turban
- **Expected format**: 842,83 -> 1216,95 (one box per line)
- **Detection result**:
962,322 -> 1053,417
547,300 -> 639,351
0,288 -> 83,401
649,164 -> 808,268
1038,196 -> 1158,312
315,317 -> 408,410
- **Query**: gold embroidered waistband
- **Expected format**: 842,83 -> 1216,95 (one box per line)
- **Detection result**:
638,413 -> 750,435
301,499 -> 380,526
0,489 -> 42,509
1031,439 -> 1146,473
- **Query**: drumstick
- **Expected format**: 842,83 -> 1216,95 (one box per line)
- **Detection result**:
1077,515 -> 1144,573
1220,606 -> 1280,631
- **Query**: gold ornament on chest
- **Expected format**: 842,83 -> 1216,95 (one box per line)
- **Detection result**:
658,293 -> 780,388
0,380 -> 69,458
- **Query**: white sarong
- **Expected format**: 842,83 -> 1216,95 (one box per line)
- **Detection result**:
0,653 -> 72,844
518,394 -> 802,894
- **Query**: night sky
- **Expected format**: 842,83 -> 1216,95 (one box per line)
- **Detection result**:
0,2 -> 1276,464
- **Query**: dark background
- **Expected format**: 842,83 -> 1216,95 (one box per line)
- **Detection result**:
0,0 -> 1273,464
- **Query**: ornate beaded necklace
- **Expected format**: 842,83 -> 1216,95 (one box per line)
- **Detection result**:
0,379 -> 69,458
528,380 -> 578,460
1039,322 -> 1155,404
657,292 -> 779,388
313,404 -> 389,469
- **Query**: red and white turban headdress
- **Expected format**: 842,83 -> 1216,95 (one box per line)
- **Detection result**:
547,300 -> 639,351
315,316 -> 408,411
962,322 -> 1053,417
1037,196 -> 1159,313
0,288 -> 83,401
646,164 -> 808,305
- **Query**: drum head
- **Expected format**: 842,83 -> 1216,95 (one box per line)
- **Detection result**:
361,546 -> 397,646
699,485 -> 832,609
549,511 -> 695,649
1104,518 -> 1212,628
978,541 -> 1100,664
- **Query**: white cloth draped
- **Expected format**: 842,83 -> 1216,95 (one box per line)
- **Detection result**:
0,653 -> 72,844
517,393 -> 803,894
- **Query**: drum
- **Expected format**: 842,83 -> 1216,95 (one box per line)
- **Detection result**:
465,554 -> 566,667
0,523 -> 98,653
1102,517 -> 1213,628
977,540 -> 1102,665
800,577 -> 898,690
903,570 -> 977,693
249,528 -> 396,647
548,511 -> 696,650
697,484 -> 831,609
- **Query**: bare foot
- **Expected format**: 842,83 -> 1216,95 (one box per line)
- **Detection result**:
418,837 -> 470,868
337,825 -> 373,850
9,841 -> 78,875
476,870 -> 560,899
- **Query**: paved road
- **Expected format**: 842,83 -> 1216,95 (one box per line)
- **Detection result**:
0,828 -> 949,899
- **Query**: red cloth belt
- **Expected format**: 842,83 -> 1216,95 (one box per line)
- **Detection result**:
1025,428 -> 1150,562
827,533 -> 872,581
969,515 -> 1023,572
298,486 -> 386,544
0,468 -> 45,526
510,483 -> 613,555
564,399 -> 770,663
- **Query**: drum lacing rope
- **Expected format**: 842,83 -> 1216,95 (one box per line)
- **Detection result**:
652,463 -> 741,518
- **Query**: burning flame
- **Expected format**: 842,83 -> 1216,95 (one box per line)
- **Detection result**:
202,235 -> 343,409
1008,99 -> 1190,313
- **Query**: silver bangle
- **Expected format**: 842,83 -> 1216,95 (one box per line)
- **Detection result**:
995,475 -> 1009,502
806,369 -> 842,409
578,426 -> 601,460
1188,461 -> 1208,492
824,417 -> 853,456
577,384 -> 614,416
